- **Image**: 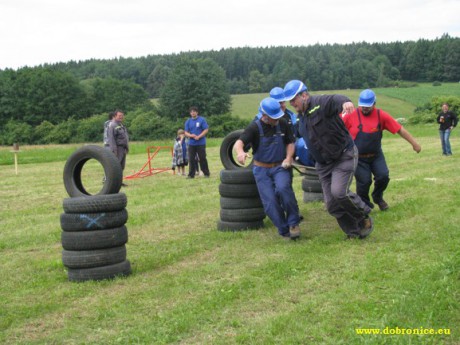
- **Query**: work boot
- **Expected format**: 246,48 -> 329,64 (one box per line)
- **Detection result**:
377,200 -> 389,211
289,225 -> 301,240
359,216 -> 374,239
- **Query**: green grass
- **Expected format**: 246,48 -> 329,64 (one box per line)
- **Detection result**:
0,123 -> 459,344
229,83 -> 460,121
1,84 -> 459,344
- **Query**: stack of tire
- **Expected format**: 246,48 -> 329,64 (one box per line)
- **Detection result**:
218,169 -> 265,231
301,169 -> 324,203
218,130 -> 265,231
61,145 -> 131,282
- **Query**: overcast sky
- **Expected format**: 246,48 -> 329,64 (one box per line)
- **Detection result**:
1,0 -> 459,70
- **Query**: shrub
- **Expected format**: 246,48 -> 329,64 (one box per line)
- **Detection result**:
432,81 -> 442,86
408,110 -> 436,124
33,121 -> 55,144
0,120 -> 33,145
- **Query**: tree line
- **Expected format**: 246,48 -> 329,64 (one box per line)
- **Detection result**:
0,34 -> 458,145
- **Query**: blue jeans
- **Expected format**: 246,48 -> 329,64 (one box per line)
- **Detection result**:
439,129 -> 452,155
354,151 -> 390,207
253,166 -> 300,236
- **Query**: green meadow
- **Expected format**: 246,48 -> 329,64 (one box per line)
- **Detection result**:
0,84 -> 459,344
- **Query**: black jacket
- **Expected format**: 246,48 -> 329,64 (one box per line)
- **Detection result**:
298,94 -> 354,164
437,111 -> 457,131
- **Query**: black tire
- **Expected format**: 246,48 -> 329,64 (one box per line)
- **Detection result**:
220,130 -> 254,170
67,260 -> 131,282
62,245 -> 127,268
61,226 -> 128,250
220,196 -> 263,209
220,208 -> 266,222
60,209 -> 128,232
303,192 -> 324,203
219,183 -> 260,198
302,174 -> 320,181
302,169 -> 319,178
63,193 -> 127,214
63,145 -> 122,197
217,220 -> 264,232
220,169 -> 255,184
301,178 -> 323,193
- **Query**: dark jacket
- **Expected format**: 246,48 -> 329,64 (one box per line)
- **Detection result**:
107,121 -> 129,154
298,94 -> 353,164
437,111 -> 458,131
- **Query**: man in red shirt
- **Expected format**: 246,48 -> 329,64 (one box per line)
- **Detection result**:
342,89 -> 421,211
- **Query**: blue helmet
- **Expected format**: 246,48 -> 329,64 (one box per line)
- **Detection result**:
358,89 -> 376,107
283,80 -> 308,101
269,87 -> 287,102
259,97 -> 284,119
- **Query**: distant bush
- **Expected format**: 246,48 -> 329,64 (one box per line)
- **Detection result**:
408,110 -> 436,124
0,120 -> 33,145
432,81 -> 442,86
409,95 -> 460,124
206,114 -> 250,138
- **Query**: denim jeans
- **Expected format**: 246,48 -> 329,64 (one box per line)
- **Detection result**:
253,166 -> 300,236
439,129 -> 452,155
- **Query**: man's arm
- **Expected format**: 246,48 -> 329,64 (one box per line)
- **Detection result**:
398,127 -> 421,153
234,139 -> 248,165
451,113 -> 458,129
282,143 -> 295,168
196,128 -> 209,140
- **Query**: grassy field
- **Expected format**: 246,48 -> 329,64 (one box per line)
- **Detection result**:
230,83 -> 460,121
1,85 -> 459,344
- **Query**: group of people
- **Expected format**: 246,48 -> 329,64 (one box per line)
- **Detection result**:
236,80 -> 427,241
103,84 -> 456,242
172,106 -> 211,179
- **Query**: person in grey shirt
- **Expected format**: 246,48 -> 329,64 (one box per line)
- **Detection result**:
107,109 -> 129,186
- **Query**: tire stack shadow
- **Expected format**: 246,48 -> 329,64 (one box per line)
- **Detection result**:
301,169 -> 324,203
61,145 -> 131,282
217,169 -> 266,231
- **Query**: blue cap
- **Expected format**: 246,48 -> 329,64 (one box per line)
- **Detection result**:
358,89 -> 376,107
259,97 -> 284,119
283,80 -> 308,101
269,87 -> 287,102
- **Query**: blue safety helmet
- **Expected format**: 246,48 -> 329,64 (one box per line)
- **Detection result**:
283,80 -> 308,101
258,97 -> 284,119
358,89 -> 376,107
269,87 -> 287,102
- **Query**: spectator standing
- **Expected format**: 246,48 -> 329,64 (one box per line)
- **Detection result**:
342,89 -> 421,211
284,80 -> 373,239
184,106 -> 210,178
172,129 -> 188,176
437,103 -> 457,156
234,97 -> 301,240
107,109 -> 129,186
103,111 -> 115,147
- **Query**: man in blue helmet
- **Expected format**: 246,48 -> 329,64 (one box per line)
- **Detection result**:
284,80 -> 373,239
269,87 -> 298,135
342,89 -> 421,211
234,97 -> 301,240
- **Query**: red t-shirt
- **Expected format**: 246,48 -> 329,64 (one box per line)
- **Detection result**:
342,108 -> 402,140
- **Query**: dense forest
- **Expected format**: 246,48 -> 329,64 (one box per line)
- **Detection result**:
0,34 -> 459,144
